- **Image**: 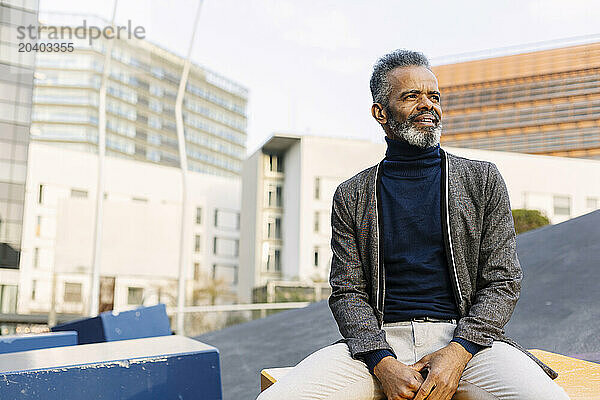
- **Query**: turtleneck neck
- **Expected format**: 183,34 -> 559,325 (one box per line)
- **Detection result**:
383,136 -> 441,178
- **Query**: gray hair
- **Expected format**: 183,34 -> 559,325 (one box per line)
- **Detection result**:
370,49 -> 430,107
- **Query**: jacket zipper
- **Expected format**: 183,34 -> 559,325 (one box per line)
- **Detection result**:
375,161 -> 386,327
442,150 -> 463,309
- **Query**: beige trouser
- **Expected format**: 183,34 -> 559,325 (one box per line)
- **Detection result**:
257,321 -> 569,400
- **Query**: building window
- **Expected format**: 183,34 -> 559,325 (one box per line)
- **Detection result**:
273,249 -> 281,271
64,282 -> 82,303
266,217 -> 282,239
149,115 -> 162,129
38,184 -> 44,204
212,264 -> 238,285
265,246 -> 281,272
314,212 -> 320,233
127,287 -> 144,305
214,209 -> 240,230
586,197 -> 598,209
194,235 -> 201,252
268,154 -> 283,173
196,207 -> 202,224
314,177 -> 320,200
313,247 -> 319,267
0,285 -> 18,313
276,185 -> 282,207
274,249 -> 281,271
31,280 -> 36,300
150,84 -> 164,97
149,98 -> 162,113
71,188 -> 88,198
194,263 -> 201,281
553,195 -> 571,216
213,237 -> 239,257
266,184 -> 283,208
33,247 -> 39,268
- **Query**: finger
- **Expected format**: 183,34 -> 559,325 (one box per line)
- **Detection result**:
406,375 -> 423,391
413,378 -> 435,400
424,386 -> 442,400
429,384 -> 452,400
400,388 -> 418,399
411,359 -> 428,372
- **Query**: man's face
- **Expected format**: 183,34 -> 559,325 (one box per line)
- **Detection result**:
377,66 -> 443,148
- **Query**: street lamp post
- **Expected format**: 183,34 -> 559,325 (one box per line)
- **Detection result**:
89,0 -> 118,317
175,0 -> 204,335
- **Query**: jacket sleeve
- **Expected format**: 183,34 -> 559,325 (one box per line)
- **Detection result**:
328,185 -> 394,358
453,163 -> 522,346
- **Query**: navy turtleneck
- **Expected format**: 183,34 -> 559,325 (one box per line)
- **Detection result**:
361,137 -> 481,374
381,136 -> 458,322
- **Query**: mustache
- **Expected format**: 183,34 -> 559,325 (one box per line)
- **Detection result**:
408,110 -> 441,123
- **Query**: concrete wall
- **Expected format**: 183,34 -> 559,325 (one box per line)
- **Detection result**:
238,151 -> 261,303
282,141 -> 301,281
54,199 -> 181,277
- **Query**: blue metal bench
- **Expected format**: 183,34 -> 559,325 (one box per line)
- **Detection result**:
0,335 -> 222,399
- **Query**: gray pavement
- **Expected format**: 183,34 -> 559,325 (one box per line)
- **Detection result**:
197,210 -> 600,400
198,301 -> 341,400
504,210 -> 600,357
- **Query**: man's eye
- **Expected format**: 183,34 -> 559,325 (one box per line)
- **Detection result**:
431,96 -> 440,102
405,94 -> 417,99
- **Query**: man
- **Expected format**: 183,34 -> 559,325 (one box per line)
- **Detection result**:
257,50 -> 569,400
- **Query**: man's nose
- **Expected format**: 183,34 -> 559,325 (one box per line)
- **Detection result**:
416,95 -> 434,111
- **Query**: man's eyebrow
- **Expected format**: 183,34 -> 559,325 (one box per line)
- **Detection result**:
399,89 -> 441,97
399,89 -> 421,97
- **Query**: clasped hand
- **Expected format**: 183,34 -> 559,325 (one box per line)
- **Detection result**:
373,342 -> 472,400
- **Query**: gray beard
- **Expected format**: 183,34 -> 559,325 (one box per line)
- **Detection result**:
387,118 -> 442,148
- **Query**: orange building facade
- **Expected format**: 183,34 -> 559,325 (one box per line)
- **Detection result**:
432,42 -> 600,159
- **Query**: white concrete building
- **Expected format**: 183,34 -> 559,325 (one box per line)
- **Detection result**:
239,135 -> 384,303
238,134 -> 600,302
15,142 -> 240,316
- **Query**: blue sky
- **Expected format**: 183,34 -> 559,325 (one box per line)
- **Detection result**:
40,0 -> 600,153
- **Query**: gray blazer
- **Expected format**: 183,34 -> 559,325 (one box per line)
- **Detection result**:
328,149 -> 557,379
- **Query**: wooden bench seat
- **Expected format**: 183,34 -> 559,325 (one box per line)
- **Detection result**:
529,349 -> 600,400
261,350 -> 600,399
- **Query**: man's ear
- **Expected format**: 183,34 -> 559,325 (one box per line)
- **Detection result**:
371,103 -> 388,125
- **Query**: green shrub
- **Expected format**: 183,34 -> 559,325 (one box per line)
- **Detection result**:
512,209 -> 550,234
